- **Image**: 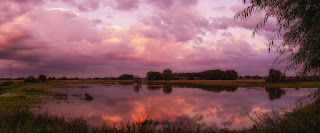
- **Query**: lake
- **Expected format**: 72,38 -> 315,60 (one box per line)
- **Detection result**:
40,84 -> 317,130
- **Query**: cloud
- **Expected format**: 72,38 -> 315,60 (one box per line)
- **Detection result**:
140,1 -> 212,42
0,0 -> 285,77
112,0 -> 140,11
52,0 -> 102,12
212,5 -> 226,11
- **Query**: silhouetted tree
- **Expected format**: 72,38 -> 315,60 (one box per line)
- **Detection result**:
133,75 -> 142,84
224,70 -> 238,80
60,76 -> 68,80
118,74 -> 134,80
236,0 -> 320,75
24,76 -> 37,83
146,71 -> 163,80
202,69 -> 225,80
38,75 -> 47,81
266,68 -> 284,82
163,69 -> 173,81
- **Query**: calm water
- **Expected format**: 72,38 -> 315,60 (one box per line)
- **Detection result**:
42,85 -> 318,129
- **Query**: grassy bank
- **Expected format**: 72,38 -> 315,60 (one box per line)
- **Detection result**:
245,97 -> 320,133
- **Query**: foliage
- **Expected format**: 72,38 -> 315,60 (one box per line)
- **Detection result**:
266,68 -> 285,82
60,76 -> 68,80
200,69 -> 238,80
236,0 -> 320,75
146,71 -> 163,80
249,98 -> 320,133
0,108 -> 204,133
84,93 -> 93,101
118,74 -> 134,80
224,70 -> 238,80
163,69 -> 173,81
133,75 -> 142,84
48,77 -> 56,80
38,75 -> 47,82
24,76 -> 37,83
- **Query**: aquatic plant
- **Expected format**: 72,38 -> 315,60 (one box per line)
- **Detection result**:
85,93 -> 93,101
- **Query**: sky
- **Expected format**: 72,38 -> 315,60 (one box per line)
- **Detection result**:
0,0 -> 289,78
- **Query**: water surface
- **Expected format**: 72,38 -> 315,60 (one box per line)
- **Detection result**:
42,85 -> 317,129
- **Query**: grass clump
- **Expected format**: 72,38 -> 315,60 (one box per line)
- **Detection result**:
84,93 -> 93,101
247,97 -> 320,133
72,94 -> 83,97
0,108 -> 204,133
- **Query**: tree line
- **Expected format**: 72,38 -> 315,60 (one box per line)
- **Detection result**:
5,68 -> 320,83
146,69 -> 238,80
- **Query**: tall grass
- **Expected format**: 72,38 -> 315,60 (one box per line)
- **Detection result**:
0,108 -> 205,133
247,97 -> 320,133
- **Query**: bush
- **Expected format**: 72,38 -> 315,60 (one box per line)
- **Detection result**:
84,93 -> 93,101
163,69 -> 173,81
118,74 -> 134,80
266,68 -> 285,82
38,75 -> 47,81
24,76 -> 37,83
133,76 -> 141,84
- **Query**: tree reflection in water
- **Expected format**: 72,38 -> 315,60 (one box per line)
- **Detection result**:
162,85 -> 173,94
133,84 -> 142,93
145,85 -> 238,94
265,87 -> 286,100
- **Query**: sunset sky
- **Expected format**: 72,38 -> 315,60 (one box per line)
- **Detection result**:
0,0 -> 287,78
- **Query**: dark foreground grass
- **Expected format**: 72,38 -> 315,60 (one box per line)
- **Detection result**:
245,98 -> 320,133
0,108 -> 207,133
1,98 -> 320,133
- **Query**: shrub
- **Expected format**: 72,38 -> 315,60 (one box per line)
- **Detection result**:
24,76 -> 37,83
266,68 -> 285,82
38,75 -> 47,81
133,75 -> 141,84
84,93 -> 93,101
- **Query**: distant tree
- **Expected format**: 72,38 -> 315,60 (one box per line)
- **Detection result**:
60,76 -> 68,80
163,69 -> 173,81
16,77 -> 25,80
51,77 -> 56,80
146,71 -> 163,80
38,75 -> 47,81
119,74 -> 134,80
24,76 -> 37,83
75,77 -> 79,80
224,70 -> 238,80
202,69 -> 225,80
252,75 -> 261,79
266,68 -> 284,82
133,75 -> 142,84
